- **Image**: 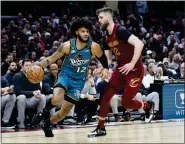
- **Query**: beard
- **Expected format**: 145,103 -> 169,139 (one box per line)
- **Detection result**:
10,69 -> 16,73
101,20 -> 109,31
77,34 -> 89,43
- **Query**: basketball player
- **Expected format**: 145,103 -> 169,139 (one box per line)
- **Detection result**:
31,18 -> 109,137
88,7 -> 154,137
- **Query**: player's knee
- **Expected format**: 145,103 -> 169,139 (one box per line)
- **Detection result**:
51,98 -> 61,106
52,88 -> 65,105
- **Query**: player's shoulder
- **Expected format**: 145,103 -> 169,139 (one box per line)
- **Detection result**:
61,40 -> 71,55
116,25 -> 128,31
91,41 -> 101,49
62,40 -> 71,49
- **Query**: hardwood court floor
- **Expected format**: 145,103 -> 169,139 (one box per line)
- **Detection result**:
1,121 -> 184,143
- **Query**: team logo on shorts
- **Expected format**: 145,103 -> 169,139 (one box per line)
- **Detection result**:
74,90 -> 81,98
129,78 -> 140,88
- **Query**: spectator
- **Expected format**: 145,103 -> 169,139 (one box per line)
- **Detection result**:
168,51 -> 175,63
162,46 -> 168,58
12,50 -> 19,63
43,50 -> 50,58
176,62 -> 185,79
142,63 -> 155,89
4,62 -> 18,85
155,66 -> 164,80
169,54 -> 181,71
1,76 -> 16,128
163,58 -> 177,75
56,59 -> 63,72
42,64 -> 59,117
167,31 -> 180,50
47,13 -> 59,29
35,42 -> 43,59
23,23 -> 31,35
13,59 -> 46,128
76,71 -> 98,124
1,54 -> 14,76
43,32 -> 52,50
30,51 -> 37,62
16,13 -> 24,26
49,41 -> 59,55
135,92 -> 160,120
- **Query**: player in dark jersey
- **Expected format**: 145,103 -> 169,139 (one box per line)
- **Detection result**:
88,7 -> 154,137
30,18 -> 109,137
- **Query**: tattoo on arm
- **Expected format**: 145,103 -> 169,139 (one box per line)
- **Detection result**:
39,58 -> 50,68
39,43 -> 65,68
66,104 -> 74,110
57,43 -> 64,53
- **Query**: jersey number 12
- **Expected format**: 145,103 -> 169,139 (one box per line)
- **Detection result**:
77,67 -> 86,73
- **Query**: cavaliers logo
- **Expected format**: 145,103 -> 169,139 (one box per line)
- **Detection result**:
129,78 -> 141,88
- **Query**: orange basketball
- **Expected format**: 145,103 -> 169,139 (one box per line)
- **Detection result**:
26,65 -> 44,83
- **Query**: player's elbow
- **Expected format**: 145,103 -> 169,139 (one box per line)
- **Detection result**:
128,35 -> 144,49
135,39 -> 144,50
140,41 -> 144,49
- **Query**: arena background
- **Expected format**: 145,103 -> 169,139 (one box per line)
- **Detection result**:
1,0 -> 184,133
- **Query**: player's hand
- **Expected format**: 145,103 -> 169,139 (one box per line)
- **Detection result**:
101,68 -> 109,80
119,63 -> 135,75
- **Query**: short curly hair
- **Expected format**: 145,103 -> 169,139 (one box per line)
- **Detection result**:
70,18 -> 93,37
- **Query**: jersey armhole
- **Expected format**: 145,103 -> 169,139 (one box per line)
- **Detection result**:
89,39 -> 93,56
116,25 -> 131,41
116,25 -> 121,40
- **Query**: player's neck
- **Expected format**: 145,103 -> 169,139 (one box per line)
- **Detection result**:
76,38 -> 87,50
107,22 -> 115,35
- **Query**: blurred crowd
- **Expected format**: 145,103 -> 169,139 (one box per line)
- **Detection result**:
1,4 -> 185,129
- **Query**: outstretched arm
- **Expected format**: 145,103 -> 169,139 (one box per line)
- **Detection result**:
36,41 -> 70,68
